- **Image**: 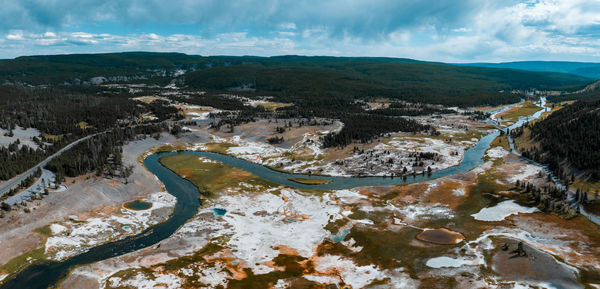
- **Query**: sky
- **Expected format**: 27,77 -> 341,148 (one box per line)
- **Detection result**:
1,0 -> 600,62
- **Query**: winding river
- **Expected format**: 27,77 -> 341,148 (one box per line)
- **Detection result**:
0,154 -> 202,289
1,98 -> 551,289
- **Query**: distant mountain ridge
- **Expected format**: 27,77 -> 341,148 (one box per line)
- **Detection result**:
0,52 -> 595,106
459,61 -> 600,79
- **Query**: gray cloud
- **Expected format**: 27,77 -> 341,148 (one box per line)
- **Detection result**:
0,0 -> 599,62
0,0 -> 483,39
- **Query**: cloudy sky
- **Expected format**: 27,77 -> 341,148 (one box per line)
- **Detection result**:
1,0 -> 600,62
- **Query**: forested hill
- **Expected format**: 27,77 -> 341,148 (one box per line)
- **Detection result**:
183,60 -> 589,106
459,61 -> 600,79
0,52 -> 202,85
545,79 -> 600,103
0,52 -> 593,106
514,99 -> 600,182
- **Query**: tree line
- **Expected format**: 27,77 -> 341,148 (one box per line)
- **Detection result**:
47,124 -> 167,180
0,85 -> 178,180
179,92 -> 435,148
511,99 -> 600,182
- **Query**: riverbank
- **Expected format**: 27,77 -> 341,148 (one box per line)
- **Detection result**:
4,98 -> 600,289
170,112 -> 494,178
0,134 -> 181,282
51,109 -> 600,288
55,141 -> 600,289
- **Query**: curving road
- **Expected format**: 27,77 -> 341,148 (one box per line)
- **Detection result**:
0,132 -> 105,200
0,118 -> 211,202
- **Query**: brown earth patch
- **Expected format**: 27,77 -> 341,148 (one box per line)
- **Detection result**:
512,214 -> 600,269
426,180 -> 469,209
416,228 -> 464,245
491,238 -> 581,289
380,183 -> 430,202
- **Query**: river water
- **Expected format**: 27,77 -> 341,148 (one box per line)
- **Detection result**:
0,154 -> 202,289
0,98 -> 551,289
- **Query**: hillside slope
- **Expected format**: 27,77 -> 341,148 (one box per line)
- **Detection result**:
513,99 -> 600,182
184,57 -> 591,106
461,61 -> 600,79
0,53 -> 592,106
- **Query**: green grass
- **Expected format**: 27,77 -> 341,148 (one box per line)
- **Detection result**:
498,101 -> 543,126
158,153 -> 275,195
490,135 -> 510,151
252,101 -> 293,111
76,121 -> 88,130
420,168 -> 510,241
0,225 -> 53,282
287,178 -> 331,185
0,247 -> 47,284
152,144 -> 189,153
43,134 -> 64,141
204,142 -> 236,154
34,225 -> 52,237
411,128 -> 485,143
572,178 -> 600,202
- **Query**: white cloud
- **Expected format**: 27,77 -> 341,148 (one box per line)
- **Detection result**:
0,1 -> 599,62
451,27 -> 471,33
6,32 -> 24,40
278,22 -> 297,30
147,33 -> 160,40
278,31 -> 296,37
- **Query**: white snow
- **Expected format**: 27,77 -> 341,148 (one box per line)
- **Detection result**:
0,126 -> 42,149
464,227 -> 582,278
45,192 -> 176,260
396,203 -> 454,221
196,128 -> 475,177
108,271 -> 183,289
49,223 -> 68,235
49,185 -> 67,193
290,132 -> 325,156
333,189 -> 366,203
303,275 -> 339,285
426,256 -> 475,268
181,188 -> 343,275
508,164 -> 541,184
226,135 -> 286,163
313,255 -> 417,288
471,200 -> 539,222
354,219 -> 375,225
194,263 -> 229,288
486,146 -> 509,159
452,188 -> 466,197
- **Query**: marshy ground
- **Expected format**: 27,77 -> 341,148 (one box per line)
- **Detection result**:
1,105 -> 599,289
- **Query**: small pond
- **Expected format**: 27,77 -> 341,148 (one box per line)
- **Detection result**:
213,208 -> 227,216
331,228 -> 351,243
124,200 -> 152,210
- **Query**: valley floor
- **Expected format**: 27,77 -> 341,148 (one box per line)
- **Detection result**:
0,107 -> 598,289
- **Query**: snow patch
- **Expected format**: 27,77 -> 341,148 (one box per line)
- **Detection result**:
426,256 -> 475,268
108,271 -> 183,289
486,146 -> 509,159
396,203 -> 454,221
183,188 -> 342,275
471,200 -> 539,222
49,223 -> 67,235
452,188 -> 466,197
45,192 -> 176,260
508,164 -> 541,184
313,255 -> 417,288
